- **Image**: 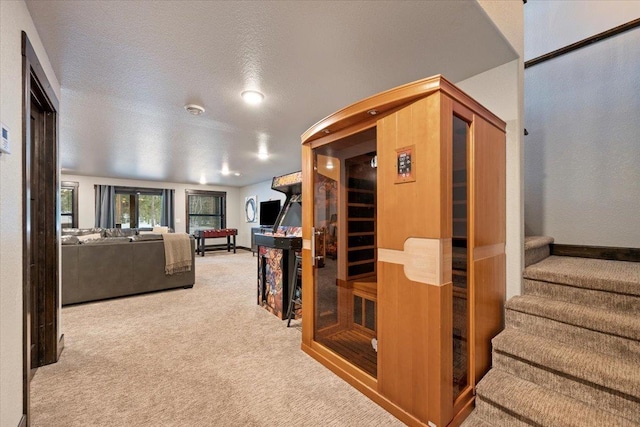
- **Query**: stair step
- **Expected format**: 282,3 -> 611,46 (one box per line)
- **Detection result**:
459,412 -> 494,427
493,336 -> 640,422
524,236 -> 554,267
524,278 -> 640,313
524,236 -> 554,251
492,328 -> 640,401
507,295 -> 640,342
475,369 -> 639,427
506,309 -> 640,362
524,256 -> 640,296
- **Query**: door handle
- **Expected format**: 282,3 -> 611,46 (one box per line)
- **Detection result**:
311,227 -> 322,266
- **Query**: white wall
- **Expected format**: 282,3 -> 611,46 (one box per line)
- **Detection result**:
0,1 -> 61,425
237,179 -> 287,248
460,0 -> 524,299
524,2 -> 640,247
525,1 -> 640,60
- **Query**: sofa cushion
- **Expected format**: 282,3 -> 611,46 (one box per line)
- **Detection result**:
77,233 -> 103,242
81,236 -> 131,244
103,228 -> 137,238
131,233 -> 163,241
61,235 -> 80,245
62,228 -> 103,236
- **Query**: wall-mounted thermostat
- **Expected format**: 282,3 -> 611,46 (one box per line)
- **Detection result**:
0,123 -> 10,154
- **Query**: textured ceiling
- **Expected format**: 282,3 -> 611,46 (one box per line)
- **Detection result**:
26,0 -> 517,187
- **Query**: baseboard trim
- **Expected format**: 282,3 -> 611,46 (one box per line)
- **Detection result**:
18,414 -> 26,427
551,244 -> 640,262
57,334 -> 65,360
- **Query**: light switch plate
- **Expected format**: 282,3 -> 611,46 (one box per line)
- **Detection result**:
0,122 -> 10,154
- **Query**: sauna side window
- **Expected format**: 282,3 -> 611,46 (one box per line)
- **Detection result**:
452,115 -> 469,400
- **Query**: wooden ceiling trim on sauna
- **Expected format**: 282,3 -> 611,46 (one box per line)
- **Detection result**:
301,75 -> 506,147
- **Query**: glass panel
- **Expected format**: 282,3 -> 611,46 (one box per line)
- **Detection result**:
313,166 -> 339,331
138,194 -> 162,228
61,215 -> 73,229
188,194 -> 225,233
115,194 -> 132,228
60,188 -> 73,214
364,299 -> 376,331
452,115 -> 469,400
353,296 -> 363,325
313,136 -> 378,378
188,215 -> 222,234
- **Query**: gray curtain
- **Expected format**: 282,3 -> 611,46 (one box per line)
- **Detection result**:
95,185 -> 116,228
161,189 -> 175,230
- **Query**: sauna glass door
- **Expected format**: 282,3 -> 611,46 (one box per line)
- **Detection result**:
312,137 -> 378,378
313,154 -> 339,332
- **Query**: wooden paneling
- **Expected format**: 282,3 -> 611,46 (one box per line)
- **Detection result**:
472,118 -> 506,248
470,114 -> 506,386
473,254 -> 505,381
301,75 -> 505,146
377,93 -> 445,250
378,262 -> 452,426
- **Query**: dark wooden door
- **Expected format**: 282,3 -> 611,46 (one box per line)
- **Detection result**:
25,72 -> 59,372
22,30 -> 61,425
29,98 -> 44,372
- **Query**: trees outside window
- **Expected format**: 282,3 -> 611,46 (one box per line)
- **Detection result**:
115,188 -> 163,229
185,190 -> 226,234
60,181 -> 78,228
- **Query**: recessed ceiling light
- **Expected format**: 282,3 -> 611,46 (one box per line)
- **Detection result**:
234,172 -> 241,176
184,104 -> 205,115
258,152 -> 269,160
367,109 -> 378,116
199,176 -> 207,184
241,90 -> 264,105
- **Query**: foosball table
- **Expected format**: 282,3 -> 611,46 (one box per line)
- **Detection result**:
193,228 -> 238,256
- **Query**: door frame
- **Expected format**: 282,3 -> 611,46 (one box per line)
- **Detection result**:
22,31 -> 61,425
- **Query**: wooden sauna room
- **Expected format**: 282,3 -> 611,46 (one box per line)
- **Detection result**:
300,75 -> 506,427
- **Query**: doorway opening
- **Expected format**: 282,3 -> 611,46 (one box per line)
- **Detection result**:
22,31 -> 61,424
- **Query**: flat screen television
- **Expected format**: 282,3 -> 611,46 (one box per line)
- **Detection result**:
259,200 -> 281,227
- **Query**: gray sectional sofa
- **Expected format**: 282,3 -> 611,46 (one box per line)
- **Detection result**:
61,228 -> 195,305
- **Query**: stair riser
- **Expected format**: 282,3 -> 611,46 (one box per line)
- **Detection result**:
524,279 -> 640,313
493,352 -> 640,423
524,245 -> 550,267
506,309 -> 640,361
474,397 -> 532,427
506,295 -> 640,342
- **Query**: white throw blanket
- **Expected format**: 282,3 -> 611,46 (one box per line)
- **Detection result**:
162,233 -> 192,275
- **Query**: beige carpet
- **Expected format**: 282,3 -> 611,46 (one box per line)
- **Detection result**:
31,251 -> 403,427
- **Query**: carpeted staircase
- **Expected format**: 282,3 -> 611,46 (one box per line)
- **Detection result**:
462,236 -> 640,427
